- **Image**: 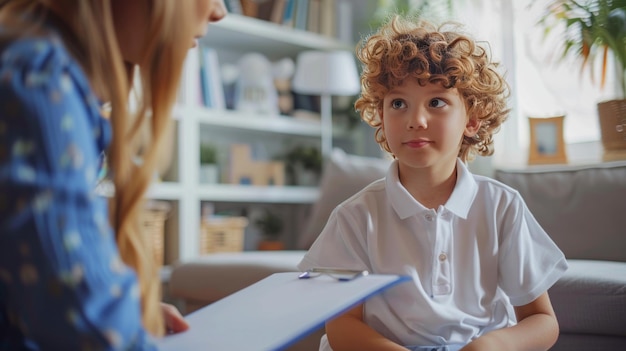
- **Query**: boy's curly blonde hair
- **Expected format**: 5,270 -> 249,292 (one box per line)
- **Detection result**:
355,16 -> 510,162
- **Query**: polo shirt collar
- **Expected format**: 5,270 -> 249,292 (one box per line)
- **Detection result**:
386,159 -> 478,220
446,159 -> 478,219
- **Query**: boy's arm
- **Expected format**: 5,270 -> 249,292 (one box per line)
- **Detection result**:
461,292 -> 559,351
325,303 -> 408,351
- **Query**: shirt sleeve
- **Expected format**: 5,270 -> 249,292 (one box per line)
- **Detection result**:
497,191 -> 569,307
298,204 -> 372,272
0,38 -> 156,350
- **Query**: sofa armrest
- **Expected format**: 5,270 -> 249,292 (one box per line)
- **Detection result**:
549,259 -> 626,337
169,251 -> 306,310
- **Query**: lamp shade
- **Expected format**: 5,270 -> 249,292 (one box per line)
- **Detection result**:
291,50 -> 360,96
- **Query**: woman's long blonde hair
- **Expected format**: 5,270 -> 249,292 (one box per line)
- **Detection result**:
0,0 -> 195,335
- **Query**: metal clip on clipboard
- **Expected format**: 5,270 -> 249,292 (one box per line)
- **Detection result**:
298,268 -> 369,282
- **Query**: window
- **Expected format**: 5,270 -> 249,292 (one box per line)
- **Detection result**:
458,0 -> 613,167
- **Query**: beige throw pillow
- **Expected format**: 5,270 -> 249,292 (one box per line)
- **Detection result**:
297,148 -> 391,249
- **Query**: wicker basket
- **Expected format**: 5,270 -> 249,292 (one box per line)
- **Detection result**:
200,216 -> 248,254
143,200 -> 171,267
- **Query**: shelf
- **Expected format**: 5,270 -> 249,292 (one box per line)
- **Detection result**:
202,14 -> 352,59
147,182 -> 184,200
196,184 -> 319,203
144,182 -> 319,204
187,107 -> 322,137
96,181 -> 183,200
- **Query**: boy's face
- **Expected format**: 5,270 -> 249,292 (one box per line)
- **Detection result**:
380,80 -> 480,173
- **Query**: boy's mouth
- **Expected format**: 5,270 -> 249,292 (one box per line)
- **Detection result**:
403,139 -> 432,148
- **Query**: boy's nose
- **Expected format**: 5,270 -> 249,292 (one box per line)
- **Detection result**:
407,110 -> 428,130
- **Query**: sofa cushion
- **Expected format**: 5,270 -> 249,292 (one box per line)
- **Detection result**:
549,259 -> 626,337
297,148 -> 391,249
495,161 -> 626,262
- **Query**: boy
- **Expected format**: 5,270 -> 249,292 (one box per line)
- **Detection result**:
298,17 -> 568,351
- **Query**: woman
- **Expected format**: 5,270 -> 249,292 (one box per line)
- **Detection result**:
0,0 -> 226,349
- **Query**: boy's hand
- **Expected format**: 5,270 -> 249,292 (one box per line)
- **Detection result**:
460,334 -> 507,351
161,302 -> 190,334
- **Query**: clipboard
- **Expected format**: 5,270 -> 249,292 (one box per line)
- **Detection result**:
155,272 -> 410,351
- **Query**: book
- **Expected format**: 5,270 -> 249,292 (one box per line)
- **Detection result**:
270,0 -> 287,24
155,272 -> 410,351
198,47 -> 212,108
199,46 -> 226,109
249,0 -> 275,22
319,0 -> 335,37
293,0 -> 309,31
224,0 -> 243,14
336,0 -> 353,44
282,0 -> 296,27
307,0 -> 320,33
178,47 -> 203,107
240,0 -> 259,18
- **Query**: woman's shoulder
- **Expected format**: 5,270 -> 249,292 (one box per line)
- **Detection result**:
1,35 -> 82,102
0,31 -> 109,164
0,31 -> 100,119
2,32 -> 72,70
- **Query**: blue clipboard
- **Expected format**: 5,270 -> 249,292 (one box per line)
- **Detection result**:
155,272 -> 410,351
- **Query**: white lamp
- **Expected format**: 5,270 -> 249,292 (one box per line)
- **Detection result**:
291,50 -> 360,156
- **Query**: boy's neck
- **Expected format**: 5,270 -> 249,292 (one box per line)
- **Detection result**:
398,161 -> 458,210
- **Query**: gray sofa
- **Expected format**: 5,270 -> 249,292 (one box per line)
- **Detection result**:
169,152 -> 626,350
495,161 -> 626,350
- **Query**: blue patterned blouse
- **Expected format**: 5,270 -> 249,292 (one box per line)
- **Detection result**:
0,32 -> 157,349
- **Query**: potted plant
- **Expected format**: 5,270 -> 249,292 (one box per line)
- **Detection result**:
254,209 -> 284,250
199,143 -> 219,183
370,0 -> 455,29
284,146 -> 322,186
537,0 -> 626,160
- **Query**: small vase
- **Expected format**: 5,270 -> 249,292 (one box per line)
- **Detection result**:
200,164 -> 219,184
293,163 -> 319,186
257,240 -> 284,251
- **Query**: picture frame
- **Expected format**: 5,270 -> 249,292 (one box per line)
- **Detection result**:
528,116 -> 568,165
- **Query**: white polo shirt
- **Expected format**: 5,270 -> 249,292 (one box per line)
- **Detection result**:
298,159 -> 568,349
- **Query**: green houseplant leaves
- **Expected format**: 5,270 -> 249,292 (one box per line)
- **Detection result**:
537,0 -> 626,98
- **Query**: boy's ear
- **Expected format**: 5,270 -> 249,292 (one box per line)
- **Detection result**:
464,116 -> 481,137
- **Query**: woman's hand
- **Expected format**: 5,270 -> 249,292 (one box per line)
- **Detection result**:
161,302 -> 190,334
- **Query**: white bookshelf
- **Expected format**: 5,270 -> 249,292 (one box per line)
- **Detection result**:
147,14 -> 352,263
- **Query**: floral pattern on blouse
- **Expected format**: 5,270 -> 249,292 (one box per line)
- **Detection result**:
0,32 -> 156,350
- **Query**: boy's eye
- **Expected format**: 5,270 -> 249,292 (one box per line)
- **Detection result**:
429,98 -> 447,108
391,99 -> 406,109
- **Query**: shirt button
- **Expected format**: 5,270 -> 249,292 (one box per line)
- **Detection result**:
439,253 -> 447,262
425,214 -> 433,221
